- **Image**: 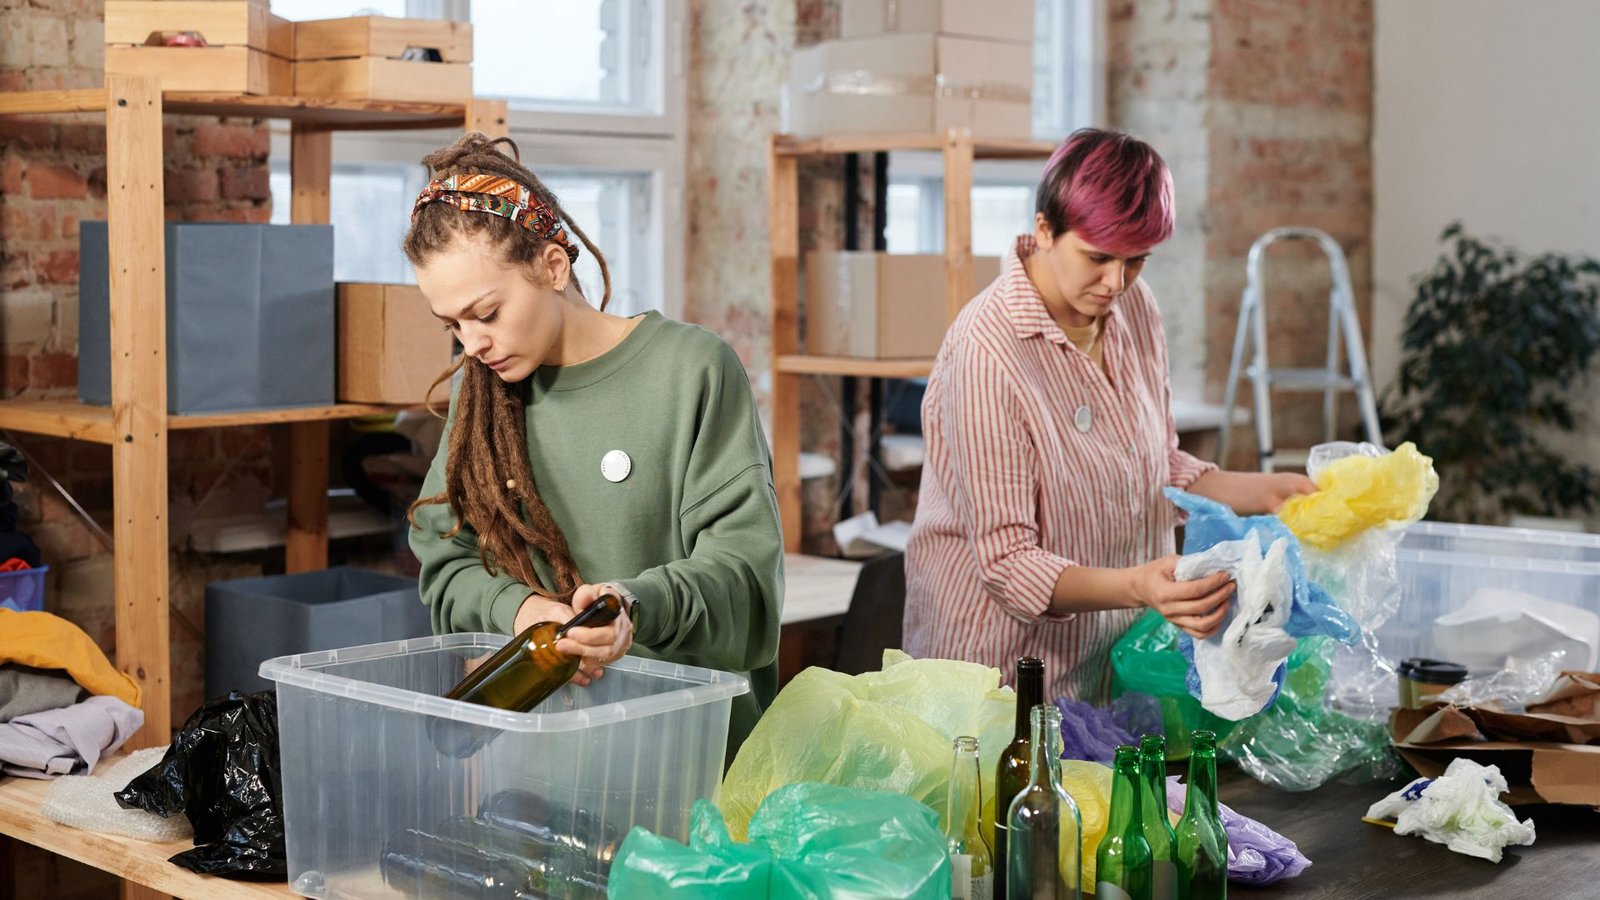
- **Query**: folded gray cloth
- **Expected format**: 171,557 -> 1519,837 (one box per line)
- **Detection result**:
0,664 -> 87,724
0,695 -> 143,778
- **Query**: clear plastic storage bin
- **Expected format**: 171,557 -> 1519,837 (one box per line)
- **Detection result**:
1377,522 -> 1600,667
261,634 -> 749,899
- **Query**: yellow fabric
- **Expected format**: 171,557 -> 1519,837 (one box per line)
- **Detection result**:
1279,441 -> 1440,550
0,609 -> 141,706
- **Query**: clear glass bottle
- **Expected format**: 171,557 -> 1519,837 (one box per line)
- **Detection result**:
945,736 -> 995,900
1096,745 -> 1153,900
1004,704 -> 1082,899
995,657 -> 1044,900
1174,730 -> 1228,900
1138,734 -> 1178,900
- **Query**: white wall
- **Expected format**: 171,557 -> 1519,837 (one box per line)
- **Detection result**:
1373,0 -> 1600,521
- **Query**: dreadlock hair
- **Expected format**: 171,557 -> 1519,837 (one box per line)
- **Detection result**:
404,132 -> 612,599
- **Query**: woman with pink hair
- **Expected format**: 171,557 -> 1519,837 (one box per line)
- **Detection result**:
904,128 -> 1313,703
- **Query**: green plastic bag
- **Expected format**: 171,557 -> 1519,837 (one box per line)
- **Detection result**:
607,783 -> 951,899
1109,610 -> 1240,756
719,650 -> 1015,841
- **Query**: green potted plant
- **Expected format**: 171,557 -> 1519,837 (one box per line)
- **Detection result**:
1381,223 -> 1600,525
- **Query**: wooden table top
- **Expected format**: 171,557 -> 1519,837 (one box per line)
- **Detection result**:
1220,767 -> 1600,898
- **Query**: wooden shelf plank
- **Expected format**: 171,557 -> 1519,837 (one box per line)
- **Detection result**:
168,402 -> 413,430
773,132 -> 1057,160
0,89 -> 107,116
0,399 -> 114,443
0,398 -> 414,443
162,93 -> 466,127
775,354 -> 935,378
0,755 -> 297,899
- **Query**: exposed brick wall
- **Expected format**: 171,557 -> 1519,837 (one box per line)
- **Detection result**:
0,0 -> 284,741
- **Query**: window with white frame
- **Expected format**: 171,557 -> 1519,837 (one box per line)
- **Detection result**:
268,0 -> 685,319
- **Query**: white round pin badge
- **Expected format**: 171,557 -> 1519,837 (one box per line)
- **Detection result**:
1074,405 -> 1093,433
601,449 -> 632,483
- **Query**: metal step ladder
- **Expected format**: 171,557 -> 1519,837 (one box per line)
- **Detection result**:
1219,227 -> 1384,471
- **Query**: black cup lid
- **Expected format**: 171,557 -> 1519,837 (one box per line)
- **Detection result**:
1399,657 -> 1468,685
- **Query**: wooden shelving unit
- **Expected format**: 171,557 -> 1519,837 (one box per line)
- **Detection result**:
767,130 -> 1056,551
0,80 -> 508,752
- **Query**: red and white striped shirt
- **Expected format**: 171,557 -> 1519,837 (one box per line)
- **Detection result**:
904,235 -> 1216,702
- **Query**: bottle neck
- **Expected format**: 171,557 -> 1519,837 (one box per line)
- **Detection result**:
1187,748 -> 1219,817
1026,712 -> 1058,789
1109,756 -> 1145,835
1013,665 -> 1043,738
554,593 -> 622,640
947,744 -> 982,839
1140,744 -> 1168,821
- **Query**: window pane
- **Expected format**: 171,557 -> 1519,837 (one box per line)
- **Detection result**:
884,183 -> 923,254
473,0 -> 651,114
972,185 -> 1033,256
543,171 -> 655,317
885,181 -> 1031,256
270,161 -> 421,283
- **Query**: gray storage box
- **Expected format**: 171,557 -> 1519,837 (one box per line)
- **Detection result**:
78,221 -> 335,413
206,566 -> 431,697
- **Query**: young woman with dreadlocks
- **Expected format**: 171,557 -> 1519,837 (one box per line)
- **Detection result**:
405,133 -> 783,757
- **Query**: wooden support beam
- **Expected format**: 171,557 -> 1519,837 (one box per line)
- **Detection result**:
285,123 -> 333,572
465,96 -> 508,137
768,138 -> 802,552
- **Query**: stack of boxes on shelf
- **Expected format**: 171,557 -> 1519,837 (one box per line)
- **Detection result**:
102,0 -> 473,102
788,0 -> 1036,140
794,0 -> 1037,360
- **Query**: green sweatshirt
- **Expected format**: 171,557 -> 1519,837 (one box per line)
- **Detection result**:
409,310 -> 784,761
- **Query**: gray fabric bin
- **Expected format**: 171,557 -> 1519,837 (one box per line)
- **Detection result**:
78,221 -> 335,413
206,566 -> 432,697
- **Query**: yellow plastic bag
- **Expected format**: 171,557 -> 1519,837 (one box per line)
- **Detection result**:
1279,441 -> 1439,550
719,651 -> 1015,842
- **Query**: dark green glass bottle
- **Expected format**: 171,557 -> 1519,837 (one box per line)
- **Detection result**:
380,828 -> 599,899
994,657 -> 1044,900
431,594 -> 624,757
1175,730 -> 1227,900
1096,746 -> 1153,900
1138,734 -> 1178,900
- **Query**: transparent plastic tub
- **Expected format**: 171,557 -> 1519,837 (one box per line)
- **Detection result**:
1377,522 -> 1600,668
261,634 -> 749,900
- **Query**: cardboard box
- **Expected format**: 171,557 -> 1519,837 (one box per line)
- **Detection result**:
79,221 -> 335,414
337,283 -> 455,405
104,1 -> 293,95
1390,682 -> 1600,807
789,34 -> 1033,139
840,0 -> 1036,43
806,252 -> 1001,359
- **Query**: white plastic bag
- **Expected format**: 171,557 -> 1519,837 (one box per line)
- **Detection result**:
1365,758 -> 1535,863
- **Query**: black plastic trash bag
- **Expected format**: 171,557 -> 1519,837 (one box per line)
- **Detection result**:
115,690 -> 286,880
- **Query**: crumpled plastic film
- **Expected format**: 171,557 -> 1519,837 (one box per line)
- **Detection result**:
608,783 -> 950,898
719,651 -> 1014,842
41,746 -> 193,842
1219,637 -> 1404,792
1279,441 -> 1439,551
1175,534 -> 1301,720
1436,650 -> 1565,709
1054,697 -> 1137,763
1162,776 -> 1311,884
1365,758 -> 1536,863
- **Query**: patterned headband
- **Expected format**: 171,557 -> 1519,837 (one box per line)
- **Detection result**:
411,173 -> 580,263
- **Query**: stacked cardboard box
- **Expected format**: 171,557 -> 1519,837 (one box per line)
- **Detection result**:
789,0 -> 1036,139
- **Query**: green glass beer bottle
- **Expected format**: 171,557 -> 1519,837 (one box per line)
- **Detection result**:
994,657 -> 1044,900
1096,746 -> 1153,900
944,735 -> 995,899
1138,734 -> 1178,900
1174,730 -> 1227,900
1004,704 -> 1082,899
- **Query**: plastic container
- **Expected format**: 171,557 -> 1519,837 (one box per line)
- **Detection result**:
206,566 -> 430,697
1378,523 -> 1600,669
261,634 -> 749,900
0,565 -> 47,612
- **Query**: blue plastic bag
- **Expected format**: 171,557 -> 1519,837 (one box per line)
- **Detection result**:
607,782 -> 951,899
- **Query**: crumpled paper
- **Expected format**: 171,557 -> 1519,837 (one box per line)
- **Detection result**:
1365,758 -> 1536,863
